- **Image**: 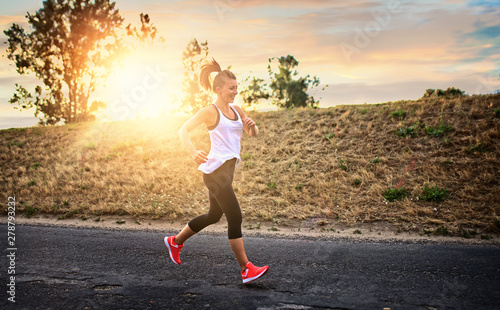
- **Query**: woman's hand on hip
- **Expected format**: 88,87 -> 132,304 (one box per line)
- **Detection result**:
191,150 -> 208,164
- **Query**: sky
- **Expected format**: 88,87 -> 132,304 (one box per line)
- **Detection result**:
0,0 -> 499,128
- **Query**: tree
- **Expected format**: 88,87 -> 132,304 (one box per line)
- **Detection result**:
267,55 -> 320,109
4,0 -> 159,125
238,75 -> 269,109
180,38 -> 211,115
125,13 -> 161,45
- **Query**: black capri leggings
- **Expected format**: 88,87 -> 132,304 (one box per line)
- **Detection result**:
188,158 -> 242,239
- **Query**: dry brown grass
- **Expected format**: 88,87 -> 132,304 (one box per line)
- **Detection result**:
1,94 -> 499,236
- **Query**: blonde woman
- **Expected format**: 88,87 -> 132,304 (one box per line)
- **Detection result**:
164,58 -> 269,284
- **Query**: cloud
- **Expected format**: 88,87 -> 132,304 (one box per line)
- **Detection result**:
470,25 -> 500,40
0,0 -> 499,120
0,15 -> 30,33
466,0 -> 500,13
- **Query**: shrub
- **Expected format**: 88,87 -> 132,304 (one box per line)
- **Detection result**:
425,123 -> 454,137
31,162 -> 42,169
267,181 -> 277,189
10,141 -> 25,148
323,132 -> 335,141
338,158 -> 348,170
467,144 -> 487,154
488,217 -> 500,233
495,108 -> 500,117
434,226 -> 451,236
391,110 -> 407,120
441,137 -> 452,145
419,186 -> 448,202
422,87 -> 466,99
23,203 -> 39,218
242,152 -> 252,160
353,178 -> 361,187
396,126 -> 416,137
383,187 -> 408,202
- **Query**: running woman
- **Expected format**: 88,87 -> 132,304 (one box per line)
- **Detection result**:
164,58 -> 269,284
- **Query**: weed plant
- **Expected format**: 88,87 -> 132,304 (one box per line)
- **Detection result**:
383,187 -> 408,202
419,186 -> 449,202
425,123 -> 454,137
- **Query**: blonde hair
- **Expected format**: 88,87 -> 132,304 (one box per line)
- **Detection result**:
200,58 -> 236,92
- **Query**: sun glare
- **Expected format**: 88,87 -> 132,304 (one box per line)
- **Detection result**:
96,46 -> 183,122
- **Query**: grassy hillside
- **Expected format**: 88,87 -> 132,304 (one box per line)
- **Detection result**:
2,94 -> 500,237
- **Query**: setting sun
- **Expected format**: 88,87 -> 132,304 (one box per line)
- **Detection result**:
96,46 -> 184,121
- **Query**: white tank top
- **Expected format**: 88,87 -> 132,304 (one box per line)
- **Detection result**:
198,104 -> 243,174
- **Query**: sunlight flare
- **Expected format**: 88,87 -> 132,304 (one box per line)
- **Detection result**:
96,46 -> 183,121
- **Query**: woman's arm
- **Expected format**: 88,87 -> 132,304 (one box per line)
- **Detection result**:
234,105 -> 258,137
178,107 -> 214,164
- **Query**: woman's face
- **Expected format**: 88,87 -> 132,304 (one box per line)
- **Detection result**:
216,78 -> 238,103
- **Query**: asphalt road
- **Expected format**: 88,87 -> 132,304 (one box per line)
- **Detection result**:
1,224 -> 499,310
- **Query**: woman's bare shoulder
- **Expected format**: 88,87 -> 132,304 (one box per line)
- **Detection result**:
232,105 -> 247,118
196,104 -> 218,125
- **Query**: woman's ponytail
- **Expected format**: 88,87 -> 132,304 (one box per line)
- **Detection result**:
200,58 -> 221,92
200,58 -> 237,92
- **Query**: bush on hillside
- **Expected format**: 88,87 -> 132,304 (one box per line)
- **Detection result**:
422,87 -> 466,99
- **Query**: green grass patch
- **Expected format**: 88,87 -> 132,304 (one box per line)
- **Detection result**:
58,209 -> 80,220
441,137 -> 452,145
425,123 -> 454,137
383,187 -> 408,202
433,226 -> 451,236
460,229 -> 477,239
242,152 -> 252,160
467,144 -> 487,154
488,217 -> 500,233
85,142 -> 96,150
22,203 -> 39,218
395,126 -> 416,137
419,186 -> 448,202
391,110 -> 407,120
338,158 -> 348,171
323,132 -> 335,141
266,181 -> 277,189
31,162 -> 42,170
9,140 -> 26,148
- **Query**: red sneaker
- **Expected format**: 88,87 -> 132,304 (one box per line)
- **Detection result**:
164,236 -> 184,265
241,262 -> 269,283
